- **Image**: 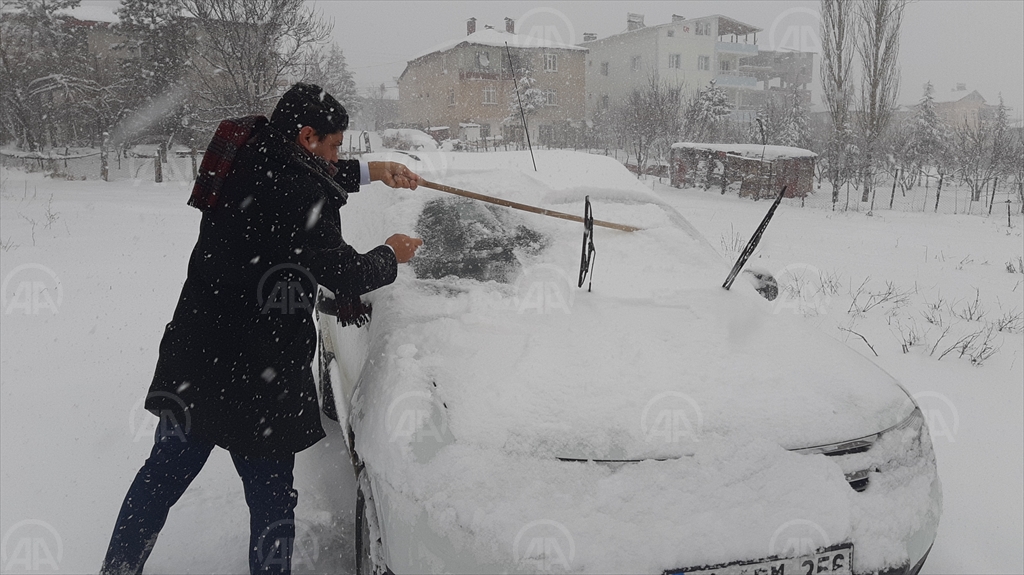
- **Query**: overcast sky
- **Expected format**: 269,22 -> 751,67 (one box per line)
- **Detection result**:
315,0 -> 1024,118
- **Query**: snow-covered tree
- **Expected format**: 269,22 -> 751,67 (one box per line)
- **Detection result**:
909,82 -> 945,166
0,0 -> 112,149
749,88 -> 810,149
180,0 -> 330,124
855,0 -> 907,202
683,80 -> 731,143
114,0 -> 194,141
617,75 -> 682,178
820,0 -> 856,206
781,88 -> 811,149
301,43 -> 359,118
504,66 -> 545,146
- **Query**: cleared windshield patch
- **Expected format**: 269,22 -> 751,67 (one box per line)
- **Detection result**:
412,197 -> 548,283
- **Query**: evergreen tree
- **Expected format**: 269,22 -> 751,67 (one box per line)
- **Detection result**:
910,81 -> 945,167
782,88 -> 811,149
683,80 -> 731,143
302,43 -> 359,117
504,67 -> 545,145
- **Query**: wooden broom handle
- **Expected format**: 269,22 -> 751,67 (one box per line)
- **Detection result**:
420,180 -> 640,232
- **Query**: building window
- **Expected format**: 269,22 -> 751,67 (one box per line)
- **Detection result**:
600,62 -> 609,76
544,53 -> 557,72
669,54 -> 681,69
720,59 -> 732,72
442,55 -> 448,73
631,55 -> 641,71
695,22 -> 711,36
667,29 -> 675,37
544,89 -> 557,106
477,51 -> 491,68
481,124 -> 491,138
448,88 -> 455,105
483,86 -> 496,104
698,55 -> 710,70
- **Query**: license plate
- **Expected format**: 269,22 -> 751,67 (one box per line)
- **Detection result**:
673,543 -> 853,575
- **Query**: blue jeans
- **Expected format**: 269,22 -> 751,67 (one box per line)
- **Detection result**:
101,414 -> 298,575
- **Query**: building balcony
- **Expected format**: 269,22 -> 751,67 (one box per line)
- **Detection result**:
715,41 -> 759,56
715,71 -> 758,89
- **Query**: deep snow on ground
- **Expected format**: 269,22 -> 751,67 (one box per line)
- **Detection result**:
0,151 -> 1021,574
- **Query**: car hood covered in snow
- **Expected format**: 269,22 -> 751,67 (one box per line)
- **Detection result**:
347,150 -> 911,462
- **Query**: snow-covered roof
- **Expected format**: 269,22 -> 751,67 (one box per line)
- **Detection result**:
672,142 -> 817,160
411,27 -> 586,62
58,3 -> 120,23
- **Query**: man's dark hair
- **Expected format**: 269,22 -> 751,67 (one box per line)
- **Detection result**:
270,83 -> 349,141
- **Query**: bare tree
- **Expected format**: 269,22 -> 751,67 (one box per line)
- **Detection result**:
181,0 -> 330,123
855,0 -> 907,202
618,75 -> 683,179
819,0 -> 856,207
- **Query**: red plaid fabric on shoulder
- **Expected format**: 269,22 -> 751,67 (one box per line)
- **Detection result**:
188,115 -> 268,211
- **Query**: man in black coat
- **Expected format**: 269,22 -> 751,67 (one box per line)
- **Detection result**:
101,83 -> 423,575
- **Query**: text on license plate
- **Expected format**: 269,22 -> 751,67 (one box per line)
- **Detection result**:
676,543 -> 853,575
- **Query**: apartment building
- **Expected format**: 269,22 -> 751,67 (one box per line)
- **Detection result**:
582,13 -> 812,123
397,18 -> 587,145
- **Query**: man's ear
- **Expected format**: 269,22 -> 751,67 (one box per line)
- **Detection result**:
297,126 -> 318,152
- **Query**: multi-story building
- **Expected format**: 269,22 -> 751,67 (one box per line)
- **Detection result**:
581,13 -> 812,124
932,89 -> 999,130
397,18 -> 587,145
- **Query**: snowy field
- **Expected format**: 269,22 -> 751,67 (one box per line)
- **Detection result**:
1,149 -> 1021,573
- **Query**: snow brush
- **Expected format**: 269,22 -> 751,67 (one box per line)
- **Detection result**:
420,180 -> 641,233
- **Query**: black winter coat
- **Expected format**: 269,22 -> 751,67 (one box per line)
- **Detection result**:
146,124 -> 397,456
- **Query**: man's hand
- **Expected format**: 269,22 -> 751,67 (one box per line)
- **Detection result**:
385,234 -> 423,263
369,161 -> 424,190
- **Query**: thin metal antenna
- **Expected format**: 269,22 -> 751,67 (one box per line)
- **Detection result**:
506,42 -> 537,172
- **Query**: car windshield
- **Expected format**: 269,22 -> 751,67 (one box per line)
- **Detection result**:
411,197 -> 549,283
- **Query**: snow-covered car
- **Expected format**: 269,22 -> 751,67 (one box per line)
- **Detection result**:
315,151 -> 941,575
